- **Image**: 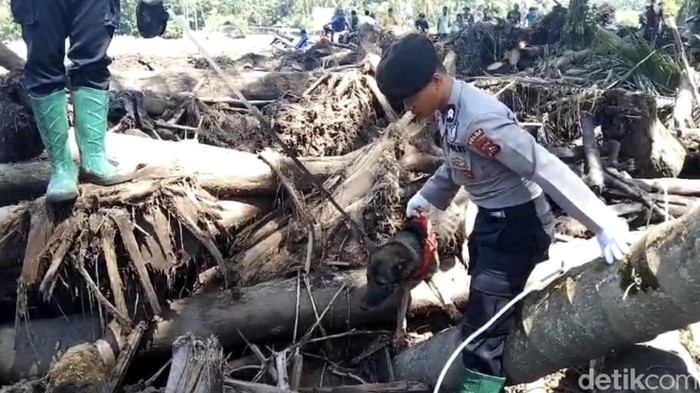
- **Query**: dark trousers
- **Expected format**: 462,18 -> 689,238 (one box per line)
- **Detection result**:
323,25 -> 335,42
10,0 -> 120,97
462,194 -> 554,377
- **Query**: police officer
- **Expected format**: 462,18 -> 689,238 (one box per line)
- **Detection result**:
376,33 -> 631,393
11,0 -> 168,203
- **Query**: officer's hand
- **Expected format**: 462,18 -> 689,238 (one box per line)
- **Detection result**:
595,221 -> 632,265
140,0 -> 163,4
406,193 -> 431,217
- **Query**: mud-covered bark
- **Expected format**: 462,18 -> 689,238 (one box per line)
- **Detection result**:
110,70 -> 312,100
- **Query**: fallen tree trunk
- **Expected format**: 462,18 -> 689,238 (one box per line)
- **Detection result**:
632,178 -> 700,197
0,130 -> 441,206
596,330 -> 700,393
0,42 -> 25,72
0,131 -> 368,205
580,114 -> 604,194
110,70 -> 312,100
393,205 -> 700,388
0,263 -> 469,383
597,89 -> 686,178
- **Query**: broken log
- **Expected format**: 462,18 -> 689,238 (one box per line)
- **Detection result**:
632,178 -> 700,197
673,70 -> 696,135
44,321 -> 125,393
393,205 -> 700,388
224,379 -> 293,393
46,344 -> 110,393
580,114 -> 604,194
0,263 -> 469,383
164,334 -> 224,393
596,330 -> 700,393
0,42 -> 25,72
110,70 -> 312,100
597,89 -> 686,178
0,131 -> 369,205
233,132 -> 398,285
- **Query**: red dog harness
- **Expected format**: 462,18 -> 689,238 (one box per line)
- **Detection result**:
406,215 -> 438,279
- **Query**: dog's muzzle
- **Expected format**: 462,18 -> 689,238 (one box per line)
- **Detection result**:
361,283 -> 393,310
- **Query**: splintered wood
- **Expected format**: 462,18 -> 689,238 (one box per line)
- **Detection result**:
164,334 -> 224,393
15,176 -> 227,327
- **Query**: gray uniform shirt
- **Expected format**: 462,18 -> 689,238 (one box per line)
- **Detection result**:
420,78 -> 618,235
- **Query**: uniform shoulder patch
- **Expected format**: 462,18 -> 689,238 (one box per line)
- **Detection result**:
445,104 -> 457,124
467,128 -> 501,158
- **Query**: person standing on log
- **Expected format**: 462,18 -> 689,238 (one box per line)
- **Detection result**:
643,0 -> 665,43
506,3 -> 522,25
375,33 -> 632,393
10,0 -> 166,202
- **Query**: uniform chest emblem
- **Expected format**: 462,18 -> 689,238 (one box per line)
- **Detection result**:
445,104 -> 457,124
467,128 -> 501,158
447,124 -> 457,141
451,157 -> 475,179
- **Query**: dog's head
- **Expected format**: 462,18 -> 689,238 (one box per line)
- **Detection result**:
361,237 -> 424,310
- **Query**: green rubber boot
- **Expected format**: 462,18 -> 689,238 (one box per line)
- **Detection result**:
458,368 -> 506,393
72,86 -> 133,185
29,91 -> 79,202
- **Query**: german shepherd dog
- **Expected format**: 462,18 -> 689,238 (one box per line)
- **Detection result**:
361,216 -> 462,339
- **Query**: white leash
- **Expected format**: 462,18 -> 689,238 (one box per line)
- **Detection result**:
432,264 -> 565,393
435,186 -> 672,393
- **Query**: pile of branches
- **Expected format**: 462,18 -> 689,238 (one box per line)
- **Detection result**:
0,21 -> 700,393
0,31 -> 467,392
452,23 -> 528,76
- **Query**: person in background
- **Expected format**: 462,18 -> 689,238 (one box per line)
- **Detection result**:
473,5 -> 485,22
359,10 -> 377,26
506,3 -> 522,25
483,6 -> 494,22
464,7 -> 474,24
524,6 -> 539,26
350,10 -> 360,31
324,7 -> 348,42
295,28 -> 309,49
381,7 -> 399,29
375,33 -> 631,393
644,0 -> 664,42
452,13 -> 465,33
437,6 -> 451,38
415,13 -> 429,33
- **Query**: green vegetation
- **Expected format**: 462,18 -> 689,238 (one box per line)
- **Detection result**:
0,0 -> 692,41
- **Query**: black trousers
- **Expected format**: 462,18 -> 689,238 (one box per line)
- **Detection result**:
323,24 -> 336,41
462,194 -> 554,377
10,0 -> 121,97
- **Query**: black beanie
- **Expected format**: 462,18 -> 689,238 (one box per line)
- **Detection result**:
376,33 -> 440,101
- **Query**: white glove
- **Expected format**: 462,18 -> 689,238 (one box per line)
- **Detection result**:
406,193 -> 432,217
140,0 -> 163,4
595,220 -> 632,265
